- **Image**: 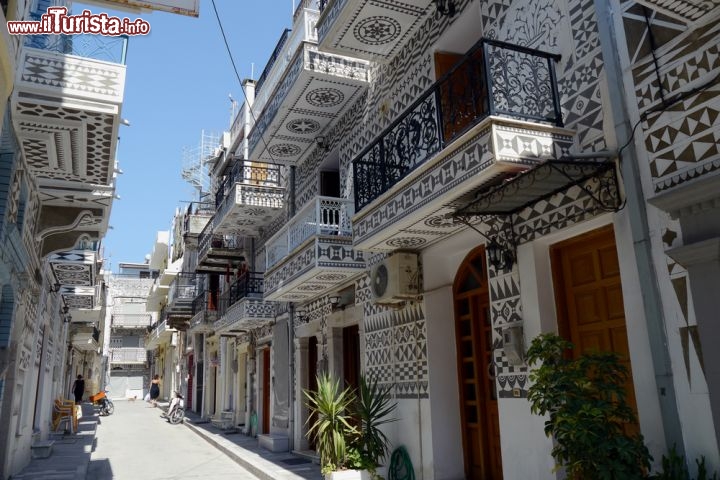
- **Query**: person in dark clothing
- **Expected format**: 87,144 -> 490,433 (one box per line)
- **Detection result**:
72,375 -> 85,403
149,374 -> 160,407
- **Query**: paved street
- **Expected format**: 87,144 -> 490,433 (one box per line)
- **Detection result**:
86,401 -> 260,479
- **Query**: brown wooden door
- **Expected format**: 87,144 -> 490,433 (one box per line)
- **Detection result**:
343,325 -> 360,393
454,247 -> 503,480
551,226 -> 638,423
262,348 -> 270,434
308,336 -> 318,450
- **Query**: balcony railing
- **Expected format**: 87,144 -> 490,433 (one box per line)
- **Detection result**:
109,347 -> 147,364
25,32 -> 129,64
256,29 -> 292,94
215,161 -> 283,208
168,273 -> 198,304
198,222 -> 247,262
112,314 -> 152,329
192,290 -> 218,315
217,272 -> 264,317
353,38 -> 562,212
266,196 -> 353,269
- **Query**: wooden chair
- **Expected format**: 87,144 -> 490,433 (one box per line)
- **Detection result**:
52,398 -> 77,433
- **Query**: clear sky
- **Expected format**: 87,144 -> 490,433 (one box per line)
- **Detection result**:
89,0 -> 296,270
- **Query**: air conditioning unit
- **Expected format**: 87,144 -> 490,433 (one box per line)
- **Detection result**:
370,253 -> 420,304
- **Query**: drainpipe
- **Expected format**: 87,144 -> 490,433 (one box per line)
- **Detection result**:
593,0 -> 685,454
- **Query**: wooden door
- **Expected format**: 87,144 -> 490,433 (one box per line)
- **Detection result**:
262,348 -> 270,434
343,325 -> 360,393
308,336 -> 318,450
551,226 -> 638,423
454,247 -> 503,480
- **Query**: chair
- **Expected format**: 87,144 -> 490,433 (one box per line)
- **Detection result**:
52,399 -> 77,433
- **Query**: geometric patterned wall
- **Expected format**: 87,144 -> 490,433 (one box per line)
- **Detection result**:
357,274 -> 429,399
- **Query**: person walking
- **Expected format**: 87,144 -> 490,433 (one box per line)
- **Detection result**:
72,375 -> 85,403
149,374 -> 160,407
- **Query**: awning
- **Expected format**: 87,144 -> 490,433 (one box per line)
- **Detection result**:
453,159 -> 620,218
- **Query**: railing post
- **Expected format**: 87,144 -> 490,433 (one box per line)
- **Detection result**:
316,198 -> 322,235
482,41 -> 495,117
548,57 -> 564,127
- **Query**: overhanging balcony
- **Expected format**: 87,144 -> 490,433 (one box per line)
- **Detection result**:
12,32 -> 128,256
213,161 -> 285,236
247,41 -> 369,165
264,196 -> 365,302
109,347 -> 147,365
196,224 -> 250,274
48,248 -> 101,309
166,273 -> 197,321
182,202 -> 214,247
188,291 -> 218,334
316,0 -> 433,62
111,313 -> 152,330
214,272 -> 275,333
352,39 -> 575,251
145,319 -> 176,351
70,325 -> 100,351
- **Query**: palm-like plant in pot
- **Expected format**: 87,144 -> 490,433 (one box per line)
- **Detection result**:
305,374 -> 398,480
353,375 -> 398,479
305,373 -> 358,477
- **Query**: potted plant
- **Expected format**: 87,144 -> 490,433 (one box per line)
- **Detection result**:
305,373 -> 360,479
526,333 -> 651,479
353,375 -> 398,479
305,374 -> 398,480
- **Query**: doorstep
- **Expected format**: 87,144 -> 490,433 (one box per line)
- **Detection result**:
258,433 -> 289,452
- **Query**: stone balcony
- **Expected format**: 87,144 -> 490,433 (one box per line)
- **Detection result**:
351,38 -> 576,251
264,196 -> 365,302
70,325 -> 100,351
12,33 -> 128,256
145,319 -> 176,351
212,161 -> 285,236
109,347 -> 147,365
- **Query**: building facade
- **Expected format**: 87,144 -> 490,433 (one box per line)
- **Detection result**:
0,0 -> 127,477
173,0 -> 720,478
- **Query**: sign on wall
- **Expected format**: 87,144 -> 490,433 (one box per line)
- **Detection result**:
100,0 -> 199,17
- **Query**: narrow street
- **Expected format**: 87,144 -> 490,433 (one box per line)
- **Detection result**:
86,401 -> 259,479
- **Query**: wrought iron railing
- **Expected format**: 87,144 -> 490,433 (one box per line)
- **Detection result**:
192,290 -> 218,315
198,222 -> 247,263
24,32 -> 129,64
217,272 -> 264,317
214,161 -> 282,207
256,28 -> 292,94
353,38 -> 562,212
168,273 -> 198,304
266,196 -> 353,269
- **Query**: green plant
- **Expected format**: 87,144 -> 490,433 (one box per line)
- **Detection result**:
526,333 -> 651,479
651,445 -> 719,480
353,375 -> 398,474
304,373 -> 358,474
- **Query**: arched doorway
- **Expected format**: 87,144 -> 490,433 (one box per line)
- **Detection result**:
454,246 -> 503,479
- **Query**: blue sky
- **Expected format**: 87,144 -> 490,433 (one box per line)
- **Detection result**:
93,0 -> 295,270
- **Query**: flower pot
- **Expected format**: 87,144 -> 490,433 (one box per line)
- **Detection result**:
325,469 -> 372,480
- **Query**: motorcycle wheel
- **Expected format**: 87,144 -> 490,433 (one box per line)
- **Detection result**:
168,407 -> 184,425
102,399 -> 114,416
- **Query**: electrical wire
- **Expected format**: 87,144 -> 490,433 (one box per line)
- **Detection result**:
209,0 -> 281,167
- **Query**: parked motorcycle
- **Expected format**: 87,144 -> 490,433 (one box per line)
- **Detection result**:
165,391 -> 184,425
89,390 -> 114,416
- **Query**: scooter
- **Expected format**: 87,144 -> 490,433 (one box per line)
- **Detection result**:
89,390 -> 114,416
165,391 -> 184,425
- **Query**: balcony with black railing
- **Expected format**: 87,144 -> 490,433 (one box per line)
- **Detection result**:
212,161 -> 285,236
188,290 -> 218,334
196,222 -> 250,274
352,38 -> 575,252
214,272 -> 275,334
